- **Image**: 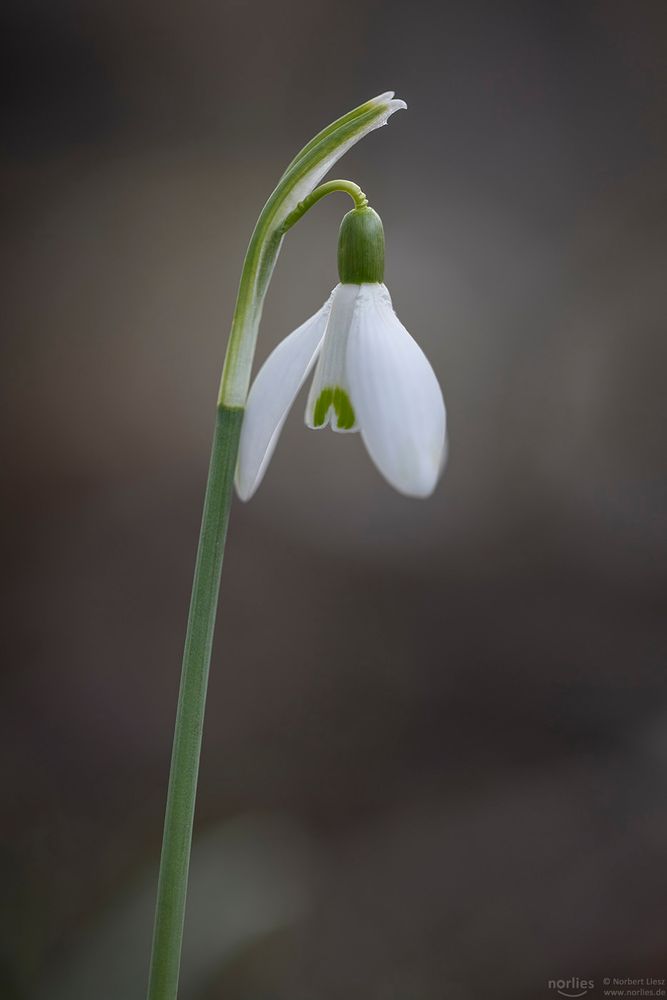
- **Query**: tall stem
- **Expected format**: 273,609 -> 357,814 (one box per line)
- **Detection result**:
146,91 -> 404,1000
145,181 -> 362,1000
146,405 -> 242,1000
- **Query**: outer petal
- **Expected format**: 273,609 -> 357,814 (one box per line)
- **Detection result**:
235,296 -> 332,500
346,284 -> 446,498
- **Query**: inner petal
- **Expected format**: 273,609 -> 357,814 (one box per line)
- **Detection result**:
312,386 -> 357,430
306,284 -> 361,433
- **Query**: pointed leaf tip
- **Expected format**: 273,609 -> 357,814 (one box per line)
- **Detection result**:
370,91 -> 407,114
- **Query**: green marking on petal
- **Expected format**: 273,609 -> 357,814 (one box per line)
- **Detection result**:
313,387 -> 333,426
313,386 -> 356,429
333,387 -> 356,429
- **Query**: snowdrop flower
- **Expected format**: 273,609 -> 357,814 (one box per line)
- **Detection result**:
147,93 -> 446,1000
236,206 -> 446,500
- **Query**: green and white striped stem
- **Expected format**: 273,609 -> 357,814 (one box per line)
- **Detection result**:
146,92 -> 405,1000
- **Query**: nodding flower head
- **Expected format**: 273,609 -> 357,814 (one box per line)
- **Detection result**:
235,203 -> 446,501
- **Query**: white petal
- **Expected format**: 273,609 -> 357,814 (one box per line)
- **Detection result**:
346,284 -> 446,498
306,284 -> 361,433
235,296 -> 332,500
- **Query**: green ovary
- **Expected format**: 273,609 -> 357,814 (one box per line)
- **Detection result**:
313,386 -> 356,430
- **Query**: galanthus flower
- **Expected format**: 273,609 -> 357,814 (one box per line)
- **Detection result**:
147,93 -> 453,1000
236,206 -> 447,500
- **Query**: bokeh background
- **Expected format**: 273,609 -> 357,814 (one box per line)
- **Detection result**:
3,1 -> 667,997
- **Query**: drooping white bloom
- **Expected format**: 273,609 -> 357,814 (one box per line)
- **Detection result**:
235,282 -> 446,500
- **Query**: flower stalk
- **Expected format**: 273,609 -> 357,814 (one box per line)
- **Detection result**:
280,179 -> 368,232
146,92 -> 406,1000
146,406 -> 241,1000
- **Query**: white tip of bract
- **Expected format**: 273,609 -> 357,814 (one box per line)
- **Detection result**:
275,94 -> 407,230
235,296 -> 332,501
346,284 -> 446,499
370,92 -> 408,120
369,91 -> 407,112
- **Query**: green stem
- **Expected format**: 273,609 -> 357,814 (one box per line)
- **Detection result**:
279,179 -> 368,233
146,404 -> 243,1000
147,183 -> 362,1000
146,180 -> 364,1000
146,180 -> 361,1000
146,92 -> 404,1000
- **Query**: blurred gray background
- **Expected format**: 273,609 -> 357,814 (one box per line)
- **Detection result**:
2,0 -> 667,997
